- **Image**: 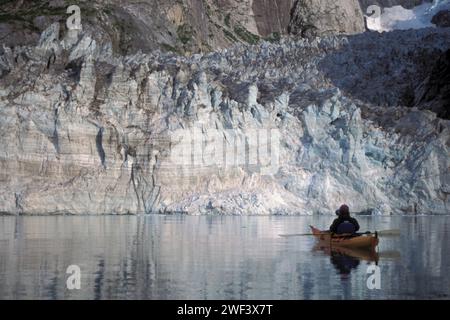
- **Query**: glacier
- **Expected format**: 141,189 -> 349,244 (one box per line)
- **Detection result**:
0,21 -> 449,216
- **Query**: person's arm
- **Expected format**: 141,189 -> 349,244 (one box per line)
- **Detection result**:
352,218 -> 360,232
329,218 -> 339,233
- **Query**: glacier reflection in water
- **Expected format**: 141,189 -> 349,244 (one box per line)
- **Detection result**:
0,215 -> 449,299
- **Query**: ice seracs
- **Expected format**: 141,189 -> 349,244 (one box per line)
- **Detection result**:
0,23 -> 449,215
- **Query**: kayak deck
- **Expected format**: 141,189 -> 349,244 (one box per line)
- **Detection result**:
310,226 -> 379,250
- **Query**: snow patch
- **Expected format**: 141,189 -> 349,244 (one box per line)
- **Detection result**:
366,0 -> 450,32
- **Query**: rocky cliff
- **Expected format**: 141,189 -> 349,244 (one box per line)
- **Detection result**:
3,1 -> 441,56
1,0 -> 392,56
289,0 -> 365,37
0,0 -> 295,55
0,21 -> 449,215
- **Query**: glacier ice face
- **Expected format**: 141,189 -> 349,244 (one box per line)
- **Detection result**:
0,25 -> 449,215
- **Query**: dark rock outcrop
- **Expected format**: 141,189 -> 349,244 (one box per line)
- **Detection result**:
252,0 -> 295,37
432,9 -> 450,27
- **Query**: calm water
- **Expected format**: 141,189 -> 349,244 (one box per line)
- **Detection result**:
0,215 -> 449,300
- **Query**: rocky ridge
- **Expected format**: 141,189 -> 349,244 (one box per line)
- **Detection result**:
0,0 -> 435,56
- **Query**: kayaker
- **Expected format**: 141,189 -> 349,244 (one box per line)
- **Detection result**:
329,204 -> 360,235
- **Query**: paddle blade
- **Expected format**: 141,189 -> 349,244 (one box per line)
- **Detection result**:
378,250 -> 401,260
377,229 -> 401,237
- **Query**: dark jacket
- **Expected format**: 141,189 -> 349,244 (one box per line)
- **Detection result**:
329,216 -> 360,234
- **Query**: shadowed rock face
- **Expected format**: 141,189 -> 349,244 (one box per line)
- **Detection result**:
432,9 -> 450,27
289,0 -> 365,38
0,24 -> 449,215
252,0 -> 295,37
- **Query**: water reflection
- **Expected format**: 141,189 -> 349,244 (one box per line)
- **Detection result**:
313,243 -> 379,277
0,215 -> 449,299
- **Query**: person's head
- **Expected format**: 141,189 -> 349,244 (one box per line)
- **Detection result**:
337,204 -> 350,217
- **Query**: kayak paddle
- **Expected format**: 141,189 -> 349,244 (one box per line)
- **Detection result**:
279,229 -> 400,237
368,229 -> 401,237
278,233 -> 316,237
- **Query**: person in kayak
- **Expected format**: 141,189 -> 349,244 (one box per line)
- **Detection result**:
329,204 -> 360,235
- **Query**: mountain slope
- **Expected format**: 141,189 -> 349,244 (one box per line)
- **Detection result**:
1,0 -> 394,55
0,0 -> 294,55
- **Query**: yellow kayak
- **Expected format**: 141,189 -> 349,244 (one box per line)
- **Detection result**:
310,226 -> 379,250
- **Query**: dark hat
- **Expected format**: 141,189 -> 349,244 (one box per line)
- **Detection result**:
338,204 -> 350,216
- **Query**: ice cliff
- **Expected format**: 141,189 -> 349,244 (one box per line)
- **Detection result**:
0,17 -> 449,215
